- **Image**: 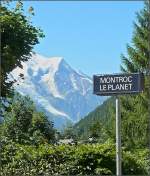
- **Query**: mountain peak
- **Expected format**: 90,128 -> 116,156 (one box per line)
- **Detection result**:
32,53 -> 64,69
47,56 -> 64,66
10,52 -> 103,128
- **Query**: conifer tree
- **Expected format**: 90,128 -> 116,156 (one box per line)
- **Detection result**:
121,0 -> 150,74
120,0 -> 150,148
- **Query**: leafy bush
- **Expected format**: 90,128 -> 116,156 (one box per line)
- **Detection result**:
0,141 -> 148,176
0,94 -> 55,145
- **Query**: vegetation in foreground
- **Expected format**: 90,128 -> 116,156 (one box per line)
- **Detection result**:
0,93 -> 149,175
0,0 -> 150,175
0,140 -> 149,176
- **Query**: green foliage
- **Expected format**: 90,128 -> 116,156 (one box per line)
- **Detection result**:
120,1 -> 150,74
0,141 -> 148,175
0,2 -> 44,97
120,94 -> 149,148
120,0 -> 150,149
89,121 -> 103,139
31,111 -> 55,144
0,1 -> 149,175
0,94 -> 55,145
62,121 -> 77,140
74,97 -> 116,142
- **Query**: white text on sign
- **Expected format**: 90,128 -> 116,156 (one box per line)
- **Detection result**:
99,76 -> 133,91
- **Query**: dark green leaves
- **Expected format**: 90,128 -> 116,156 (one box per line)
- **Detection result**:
1,4 -> 44,97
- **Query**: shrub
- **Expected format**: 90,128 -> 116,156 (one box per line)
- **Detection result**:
0,141 -> 148,176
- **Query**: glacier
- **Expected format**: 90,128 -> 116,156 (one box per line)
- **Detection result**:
10,53 -> 105,128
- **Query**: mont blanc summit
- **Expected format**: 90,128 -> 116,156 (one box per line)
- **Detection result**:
11,53 -> 104,128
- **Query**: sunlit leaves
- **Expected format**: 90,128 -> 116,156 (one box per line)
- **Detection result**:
0,142 -> 148,175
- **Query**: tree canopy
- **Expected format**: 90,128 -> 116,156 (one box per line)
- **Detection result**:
0,2 -> 44,97
0,93 -> 55,145
120,0 -> 150,148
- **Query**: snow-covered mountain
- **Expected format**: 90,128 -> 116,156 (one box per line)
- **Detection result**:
10,53 -> 105,128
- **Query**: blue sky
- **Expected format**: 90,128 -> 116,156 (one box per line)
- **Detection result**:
22,1 -> 144,76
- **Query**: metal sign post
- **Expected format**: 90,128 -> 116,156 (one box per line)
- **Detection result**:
93,72 -> 144,176
116,96 -> 121,176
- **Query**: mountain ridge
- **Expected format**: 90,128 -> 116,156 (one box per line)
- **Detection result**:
10,53 -> 106,128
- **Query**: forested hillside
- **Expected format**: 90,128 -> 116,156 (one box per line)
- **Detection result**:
74,93 -> 149,149
73,97 -> 115,141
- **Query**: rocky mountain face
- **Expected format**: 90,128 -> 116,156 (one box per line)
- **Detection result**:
10,53 -> 105,128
